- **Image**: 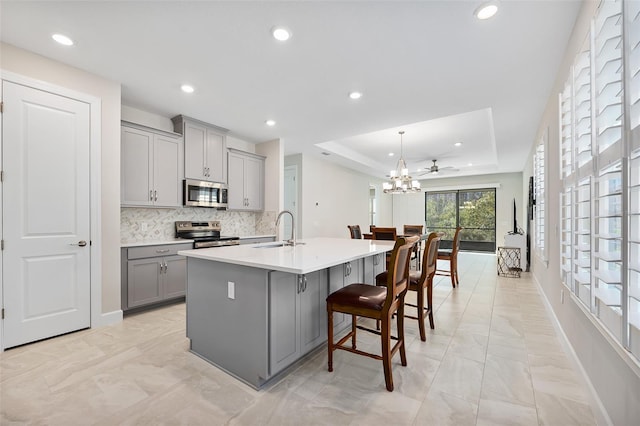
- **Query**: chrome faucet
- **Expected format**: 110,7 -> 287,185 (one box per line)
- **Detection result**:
275,210 -> 296,246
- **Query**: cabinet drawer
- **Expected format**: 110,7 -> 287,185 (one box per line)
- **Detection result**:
127,243 -> 193,260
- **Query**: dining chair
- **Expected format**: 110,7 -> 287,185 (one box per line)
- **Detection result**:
372,227 -> 397,241
436,227 -> 462,288
326,235 -> 418,392
376,232 -> 440,341
347,225 -> 362,239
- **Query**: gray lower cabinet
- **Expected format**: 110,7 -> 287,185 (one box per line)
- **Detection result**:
328,260 -> 363,333
121,243 -> 192,311
269,269 -> 327,375
363,253 -> 386,285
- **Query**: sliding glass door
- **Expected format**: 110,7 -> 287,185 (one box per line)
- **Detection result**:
425,189 -> 496,252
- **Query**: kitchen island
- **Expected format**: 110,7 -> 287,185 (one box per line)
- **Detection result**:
178,237 -> 394,389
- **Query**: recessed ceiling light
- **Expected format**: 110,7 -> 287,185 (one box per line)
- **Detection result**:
272,27 -> 291,41
265,120 -> 276,126
388,153 -> 394,157
52,33 -> 74,46
468,163 -> 473,166
181,84 -> 195,93
454,142 -> 463,147
475,2 -> 499,20
349,91 -> 363,100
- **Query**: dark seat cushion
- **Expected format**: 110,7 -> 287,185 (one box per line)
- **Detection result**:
327,284 -> 387,311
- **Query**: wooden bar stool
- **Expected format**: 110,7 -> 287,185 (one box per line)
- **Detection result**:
403,224 -> 424,269
347,225 -> 362,239
372,227 -> 397,268
376,233 -> 440,341
436,227 -> 462,288
326,236 -> 418,392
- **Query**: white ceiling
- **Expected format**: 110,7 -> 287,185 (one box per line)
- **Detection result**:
0,1 -> 581,180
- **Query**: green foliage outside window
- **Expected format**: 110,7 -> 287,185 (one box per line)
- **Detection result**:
426,189 -> 496,244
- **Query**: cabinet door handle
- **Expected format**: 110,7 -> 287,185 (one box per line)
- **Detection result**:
155,249 -> 170,253
297,276 -> 302,294
154,190 -> 158,201
150,190 -> 153,201
303,276 -> 307,292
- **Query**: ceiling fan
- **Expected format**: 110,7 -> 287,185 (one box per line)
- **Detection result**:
420,159 -> 459,176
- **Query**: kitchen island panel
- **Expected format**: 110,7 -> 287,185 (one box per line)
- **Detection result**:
187,258 -> 270,388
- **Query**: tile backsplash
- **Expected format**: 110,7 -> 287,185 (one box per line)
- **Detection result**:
121,207 -> 277,243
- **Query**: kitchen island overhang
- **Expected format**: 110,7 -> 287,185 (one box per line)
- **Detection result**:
178,238 -> 394,389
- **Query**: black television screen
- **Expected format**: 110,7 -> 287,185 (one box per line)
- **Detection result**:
513,198 -> 518,234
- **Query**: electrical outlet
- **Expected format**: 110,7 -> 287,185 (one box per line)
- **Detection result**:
141,222 -> 148,232
228,281 -> 235,299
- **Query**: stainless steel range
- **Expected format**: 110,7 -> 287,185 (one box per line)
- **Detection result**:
175,221 -> 240,248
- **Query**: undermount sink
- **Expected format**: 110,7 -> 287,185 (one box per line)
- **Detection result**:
253,242 -> 305,249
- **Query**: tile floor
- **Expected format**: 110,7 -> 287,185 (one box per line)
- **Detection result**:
0,252 -> 597,425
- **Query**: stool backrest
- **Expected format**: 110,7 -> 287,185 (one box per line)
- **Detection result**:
451,227 -> 463,255
347,225 -> 362,239
419,233 -> 441,283
384,235 -> 420,308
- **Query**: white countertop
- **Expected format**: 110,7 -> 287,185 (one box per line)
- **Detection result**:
178,237 -> 395,274
121,239 -> 193,248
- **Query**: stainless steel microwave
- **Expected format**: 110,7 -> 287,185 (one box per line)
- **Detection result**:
183,179 -> 228,208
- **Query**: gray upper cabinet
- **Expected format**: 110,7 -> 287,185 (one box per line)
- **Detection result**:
172,115 -> 228,183
121,123 -> 182,207
227,148 -> 265,211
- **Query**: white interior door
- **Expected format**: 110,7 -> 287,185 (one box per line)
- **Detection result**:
283,166 -> 298,239
2,80 -> 91,348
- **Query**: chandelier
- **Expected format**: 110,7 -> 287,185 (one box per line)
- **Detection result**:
383,131 -> 421,193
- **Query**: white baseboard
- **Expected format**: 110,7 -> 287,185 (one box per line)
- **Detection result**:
94,309 -> 123,328
531,275 -> 612,426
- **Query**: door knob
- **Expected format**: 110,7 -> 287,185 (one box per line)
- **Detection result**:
70,240 -> 88,247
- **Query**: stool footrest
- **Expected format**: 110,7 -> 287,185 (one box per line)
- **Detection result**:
355,324 -> 399,340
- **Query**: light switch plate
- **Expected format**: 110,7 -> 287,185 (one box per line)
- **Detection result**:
228,281 -> 235,299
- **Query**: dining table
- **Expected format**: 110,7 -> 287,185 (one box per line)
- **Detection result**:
362,232 -> 430,269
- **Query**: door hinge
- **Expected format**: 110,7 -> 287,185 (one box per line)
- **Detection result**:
0,170 -> 3,182
1,240 -> 4,250
1,308 -> 4,319
0,101 -> 3,113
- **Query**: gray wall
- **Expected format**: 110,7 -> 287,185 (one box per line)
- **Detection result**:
526,2 -> 640,425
